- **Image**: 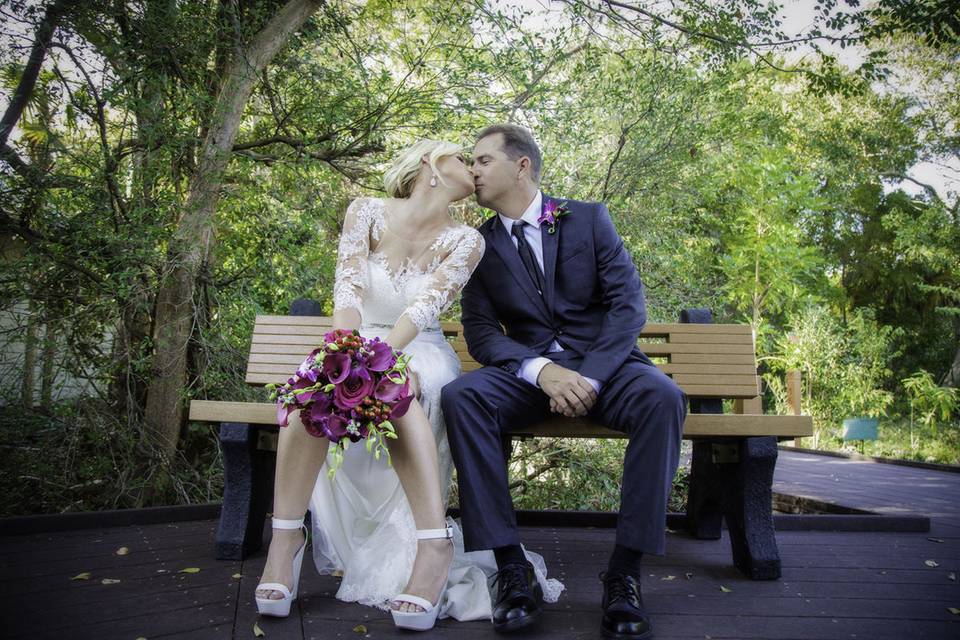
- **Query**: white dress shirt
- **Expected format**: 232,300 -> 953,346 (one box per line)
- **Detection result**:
497,191 -> 602,395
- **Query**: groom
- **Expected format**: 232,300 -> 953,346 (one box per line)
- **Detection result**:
441,124 -> 686,638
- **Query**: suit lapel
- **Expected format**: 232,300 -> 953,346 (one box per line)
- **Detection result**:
540,195 -> 558,316
483,217 -> 551,321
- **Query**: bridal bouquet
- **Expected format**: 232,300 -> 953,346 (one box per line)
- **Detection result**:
266,328 -> 415,477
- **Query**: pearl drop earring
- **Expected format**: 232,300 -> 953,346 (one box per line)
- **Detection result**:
430,174 -> 438,187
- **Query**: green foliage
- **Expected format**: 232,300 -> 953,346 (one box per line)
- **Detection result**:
902,370 -> 959,437
492,439 -> 690,513
2,0 -> 958,519
766,305 -> 900,445
0,400 -> 223,517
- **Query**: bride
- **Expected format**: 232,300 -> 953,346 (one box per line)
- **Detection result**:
254,139 -> 563,629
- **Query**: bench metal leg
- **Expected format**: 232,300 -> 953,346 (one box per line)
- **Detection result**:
216,422 -> 276,560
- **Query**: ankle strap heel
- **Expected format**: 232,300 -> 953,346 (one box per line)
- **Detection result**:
272,517 -> 305,530
416,526 -> 453,540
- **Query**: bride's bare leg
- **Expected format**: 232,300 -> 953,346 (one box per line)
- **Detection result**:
256,409 -> 328,600
387,397 -> 454,613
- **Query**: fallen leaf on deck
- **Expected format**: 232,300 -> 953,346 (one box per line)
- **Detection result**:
115,546 -> 130,555
685,573 -> 694,580
101,578 -> 121,585
924,560 -> 939,567
927,537 -> 945,543
70,572 -> 91,580
949,572 -> 956,582
661,575 -> 676,581
947,608 -> 959,615
232,573 -> 242,579
179,567 -> 201,573
719,585 -> 732,593
253,620 -> 265,637
353,624 -> 368,633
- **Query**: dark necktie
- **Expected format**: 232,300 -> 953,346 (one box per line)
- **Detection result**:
511,220 -> 545,296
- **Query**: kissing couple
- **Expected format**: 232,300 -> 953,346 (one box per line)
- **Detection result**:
254,124 -> 686,639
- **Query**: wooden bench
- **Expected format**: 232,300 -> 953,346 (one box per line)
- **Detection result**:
189,300 -> 812,580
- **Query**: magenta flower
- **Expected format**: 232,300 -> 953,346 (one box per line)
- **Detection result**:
390,392 -> 414,418
321,414 -> 349,442
323,352 -> 351,384
304,392 -> 332,420
277,402 -> 294,427
333,372 -> 375,410
366,339 -> 394,372
538,199 -> 570,234
374,377 -> 406,403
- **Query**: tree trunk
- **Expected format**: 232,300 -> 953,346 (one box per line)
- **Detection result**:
144,0 -> 325,456
943,332 -> 960,389
41,323 -> 56,406
20,301 -> 38,409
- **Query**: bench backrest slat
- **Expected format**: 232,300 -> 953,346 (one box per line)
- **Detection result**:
246,315 -> 759,399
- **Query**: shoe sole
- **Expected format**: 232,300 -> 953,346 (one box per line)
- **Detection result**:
493,607 -> 542,633
600,626 -> 653,640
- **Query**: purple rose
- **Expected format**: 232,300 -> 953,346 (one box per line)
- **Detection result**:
323,352 -> 351,384
333,373 -> 375,411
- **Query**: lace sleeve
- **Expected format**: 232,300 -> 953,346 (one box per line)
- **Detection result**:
332,198 -> 376,318
401,228 -> 485,331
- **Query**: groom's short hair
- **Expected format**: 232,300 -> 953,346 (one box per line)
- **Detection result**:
477,124 -> 542,184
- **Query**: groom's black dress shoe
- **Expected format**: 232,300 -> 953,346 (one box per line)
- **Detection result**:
600,571 -> 653,639
491,562 -> 543,632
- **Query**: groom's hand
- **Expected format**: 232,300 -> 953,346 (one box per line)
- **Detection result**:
537,363 -> 597,417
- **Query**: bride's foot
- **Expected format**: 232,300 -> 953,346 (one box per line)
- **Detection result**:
391,536 -> 455,613
256,526 -> 306,601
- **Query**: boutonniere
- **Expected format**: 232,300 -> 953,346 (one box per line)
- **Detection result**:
538,199 -> 571,234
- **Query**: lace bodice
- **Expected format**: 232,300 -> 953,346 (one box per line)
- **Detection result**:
333,197 -> 485,330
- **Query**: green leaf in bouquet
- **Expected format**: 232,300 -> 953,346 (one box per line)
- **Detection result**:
323,384 -> 335,392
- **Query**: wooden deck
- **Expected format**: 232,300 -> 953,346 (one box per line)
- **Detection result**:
1,449 -> 958,639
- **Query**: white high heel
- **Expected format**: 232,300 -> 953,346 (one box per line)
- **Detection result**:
255,517 -> 308,617
390,525 -> 455,631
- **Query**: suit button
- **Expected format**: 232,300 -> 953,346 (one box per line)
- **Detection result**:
557,329 -> 563,335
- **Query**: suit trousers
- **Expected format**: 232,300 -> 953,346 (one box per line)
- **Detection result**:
441,349 -> 686,555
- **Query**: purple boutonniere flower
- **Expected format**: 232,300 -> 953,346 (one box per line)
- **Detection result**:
538,199 -> 571,234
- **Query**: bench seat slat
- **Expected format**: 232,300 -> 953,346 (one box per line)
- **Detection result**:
661,333 -> 755,345
639,323 -> 753,335
250,334 -> 333,345
243,371 -> 761,398
670,353 -> 757,364
672,373 -> 759,387
189,400 -> 812,438
634,343 -> 756,356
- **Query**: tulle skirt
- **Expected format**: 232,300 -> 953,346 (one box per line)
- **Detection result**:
307,324 -> 564,620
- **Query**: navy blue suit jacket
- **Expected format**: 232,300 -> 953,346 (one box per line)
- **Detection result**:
461,195 -> 648,386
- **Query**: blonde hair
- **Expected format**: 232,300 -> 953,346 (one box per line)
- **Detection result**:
383,139 -> 463,198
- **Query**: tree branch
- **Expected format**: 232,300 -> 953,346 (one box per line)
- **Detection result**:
0,0 -> 70,149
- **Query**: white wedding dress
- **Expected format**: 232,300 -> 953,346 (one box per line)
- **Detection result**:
308,197 -> 564,621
